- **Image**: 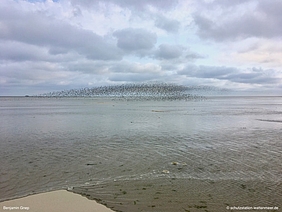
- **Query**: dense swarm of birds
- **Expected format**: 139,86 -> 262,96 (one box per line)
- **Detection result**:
37,83 -> 226,101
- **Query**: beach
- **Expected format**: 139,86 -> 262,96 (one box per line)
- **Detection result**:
0,96 -> 281,212
71,178 -> 281,212
0,190 -> 114,212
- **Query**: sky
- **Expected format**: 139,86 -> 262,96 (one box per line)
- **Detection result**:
1,0 -> 282,96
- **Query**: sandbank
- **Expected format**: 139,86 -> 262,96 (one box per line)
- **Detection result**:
0,190 -> 115,212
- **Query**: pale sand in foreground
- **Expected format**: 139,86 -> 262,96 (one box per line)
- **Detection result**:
0,190 -> 115,212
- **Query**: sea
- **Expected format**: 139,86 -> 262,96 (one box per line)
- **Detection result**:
0,96 -> 281,212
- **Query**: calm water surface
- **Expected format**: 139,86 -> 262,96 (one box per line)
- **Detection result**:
0,96 -> 281,211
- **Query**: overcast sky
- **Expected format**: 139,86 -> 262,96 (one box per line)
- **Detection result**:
1,0 -> 282,95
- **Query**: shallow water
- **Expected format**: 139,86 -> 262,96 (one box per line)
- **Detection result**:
0,96 -> 281,211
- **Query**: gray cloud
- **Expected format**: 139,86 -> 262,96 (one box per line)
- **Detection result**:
0,59 -> 96,95
0,6 -> 122,61
109,62 -> 160,74
0,41 -> 78,63
70,0 -> 178,11
202,0 -> 252,8
258,0 -> 282,17
179,65 -> 236,78
0,61 -> 69,81
155,15 -> 180,33
0,41 -> 46,62
185,52 -> 205,60
178,65 -> 280,85
66,61 -> 111,74
113,28 -> 157,52
160,63 -> 177,71
108,73 -> 160,82
153,44 -> 204,61
194,0 -> 282,41
48,47 -> 70,55
154,44 -> 183,59
1,0 -> 281,95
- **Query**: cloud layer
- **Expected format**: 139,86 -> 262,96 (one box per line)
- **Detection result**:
0,0 -> 281,95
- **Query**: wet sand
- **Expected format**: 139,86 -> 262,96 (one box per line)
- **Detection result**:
71,178 -> 281,212
1,97 -> 282,212
0,190 -> 115,212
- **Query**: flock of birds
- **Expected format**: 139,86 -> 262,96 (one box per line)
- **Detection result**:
37,83 -> 226,101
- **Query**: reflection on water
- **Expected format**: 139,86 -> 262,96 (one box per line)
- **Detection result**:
0,96 -> 281,211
